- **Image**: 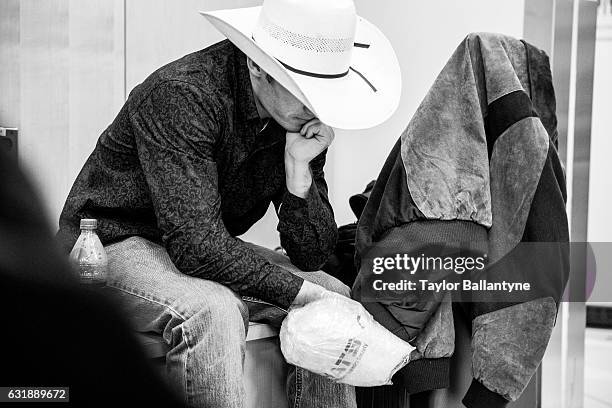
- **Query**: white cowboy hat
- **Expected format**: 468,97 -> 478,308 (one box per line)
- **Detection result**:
199,0 -> 401,130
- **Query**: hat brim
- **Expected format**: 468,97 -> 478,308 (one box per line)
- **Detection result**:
200,7 -> 401,130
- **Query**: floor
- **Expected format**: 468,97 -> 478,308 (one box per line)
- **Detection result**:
585,328 -> 612,408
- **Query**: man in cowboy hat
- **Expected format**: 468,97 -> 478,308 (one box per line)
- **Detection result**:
57,0 -> 400,406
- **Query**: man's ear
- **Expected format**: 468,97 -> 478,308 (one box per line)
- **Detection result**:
246,57 -> 264,79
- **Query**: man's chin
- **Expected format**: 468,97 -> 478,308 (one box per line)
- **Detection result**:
274,116 -> 308,133
280,122 -> 303,133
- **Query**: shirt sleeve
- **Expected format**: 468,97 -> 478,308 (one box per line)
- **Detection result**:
129,80 -> 303,309
273,149 -> 338,271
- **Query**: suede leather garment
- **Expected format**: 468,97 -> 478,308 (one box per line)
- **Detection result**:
353,33 -> 569,408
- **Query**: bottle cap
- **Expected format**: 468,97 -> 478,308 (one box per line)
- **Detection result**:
80,218 -> 97,230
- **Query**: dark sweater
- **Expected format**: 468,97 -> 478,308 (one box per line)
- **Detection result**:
57,40 -> 338,309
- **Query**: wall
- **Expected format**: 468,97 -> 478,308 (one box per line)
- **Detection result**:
0,0 -> 125,227
2,0 -> 525,246
122,0 -> 526,247
585,4 -> 612,314
588,10 -> 612,243
332,0 -> 525,225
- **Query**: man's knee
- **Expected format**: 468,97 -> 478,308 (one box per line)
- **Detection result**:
180,284 -> 249,332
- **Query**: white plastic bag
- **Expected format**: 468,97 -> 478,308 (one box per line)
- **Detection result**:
280,295 -> 414,386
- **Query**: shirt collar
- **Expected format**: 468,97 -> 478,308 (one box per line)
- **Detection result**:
234,46 -> 283,144
235,50 -> 263,123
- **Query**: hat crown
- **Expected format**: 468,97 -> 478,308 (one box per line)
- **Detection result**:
253,0 -> 357,76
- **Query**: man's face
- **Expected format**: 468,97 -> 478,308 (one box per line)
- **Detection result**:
248,59 -> 315,132
263,79 -> 315,132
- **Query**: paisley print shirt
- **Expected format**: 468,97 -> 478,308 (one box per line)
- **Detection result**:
57,40 -> 338,308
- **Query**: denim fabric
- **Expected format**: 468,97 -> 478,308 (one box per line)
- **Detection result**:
104,236 -> 355,408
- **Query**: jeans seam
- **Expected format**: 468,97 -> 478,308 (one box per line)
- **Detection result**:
294,367 -> 303,408
182,324 -> 193,407
241,296 -> 288,314
106,282 -> 189,321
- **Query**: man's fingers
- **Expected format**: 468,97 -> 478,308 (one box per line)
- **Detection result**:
299,119 -> 335,143
299,118 -> 322,135
328,128 -> 335,143
304,124 -> 322,139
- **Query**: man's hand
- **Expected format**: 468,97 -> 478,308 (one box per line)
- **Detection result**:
285,119 -> 335,163
285,119 -> 334,198
291,280 -> 350,307
291,280 -> 329,306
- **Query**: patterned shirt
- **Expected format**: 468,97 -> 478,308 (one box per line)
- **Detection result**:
57,40 -> 338,308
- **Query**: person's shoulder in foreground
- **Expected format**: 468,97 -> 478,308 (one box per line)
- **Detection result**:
0,150 -> 184,408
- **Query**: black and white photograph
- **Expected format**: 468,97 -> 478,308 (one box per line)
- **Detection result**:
1,0 -> 611,407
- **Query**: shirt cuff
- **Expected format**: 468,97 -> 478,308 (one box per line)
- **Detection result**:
281,184 -> 317,212
270,268 -> 304,309
277,183 -> 322,237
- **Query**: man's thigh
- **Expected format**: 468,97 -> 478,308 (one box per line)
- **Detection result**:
103,236 -> 349,330
104,236 -> 248,335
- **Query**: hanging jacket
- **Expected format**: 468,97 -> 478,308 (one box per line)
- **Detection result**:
352,32 -> 569,408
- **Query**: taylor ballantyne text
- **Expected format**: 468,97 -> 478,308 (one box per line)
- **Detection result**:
372,279 -> 531,293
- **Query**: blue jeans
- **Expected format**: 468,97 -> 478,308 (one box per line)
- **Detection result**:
104,236 -> 356,408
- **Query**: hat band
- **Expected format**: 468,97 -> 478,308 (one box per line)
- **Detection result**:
252,35 -> 377,92
279,58 -> 377,92
276,58 -> 349,79
252,34 -> 348,77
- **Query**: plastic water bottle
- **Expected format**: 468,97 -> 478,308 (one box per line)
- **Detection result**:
69,219 -> 108,286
